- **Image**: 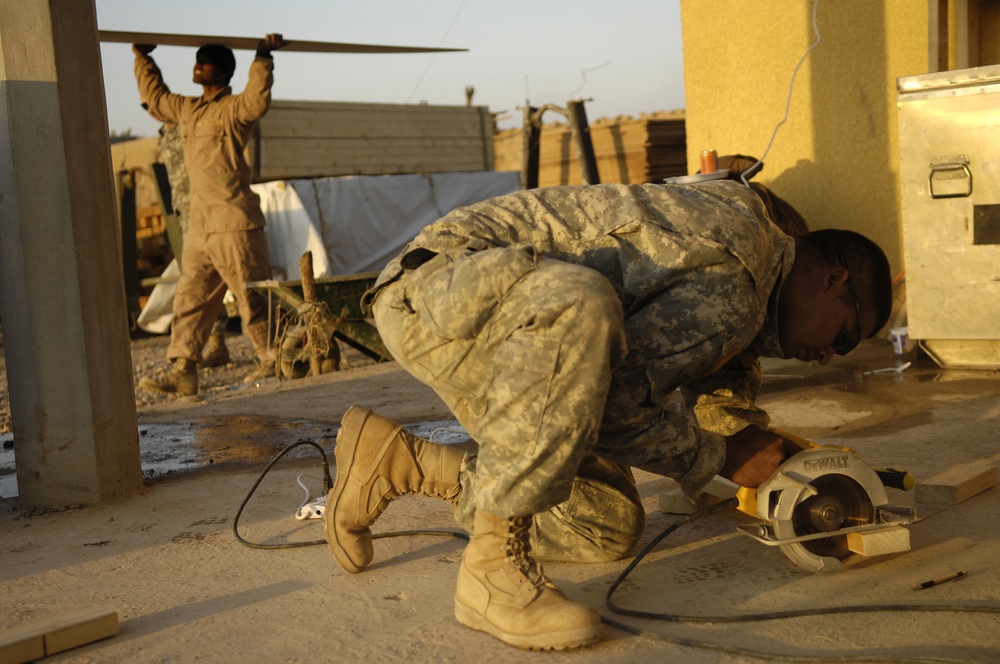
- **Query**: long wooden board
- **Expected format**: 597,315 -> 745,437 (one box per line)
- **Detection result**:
98,30 -> 467,54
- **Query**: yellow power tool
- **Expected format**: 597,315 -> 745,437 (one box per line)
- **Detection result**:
727,430 -> 915,572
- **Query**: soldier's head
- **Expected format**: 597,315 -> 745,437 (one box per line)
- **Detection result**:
778,229 -> 892,365
194,44 -> 236,86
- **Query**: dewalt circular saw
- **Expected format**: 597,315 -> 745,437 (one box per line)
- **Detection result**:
734,432 -> 915,572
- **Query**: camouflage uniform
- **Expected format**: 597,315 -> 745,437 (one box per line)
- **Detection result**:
157,123 -> 190,234
136,53 -> 275,364
364,181 -> 794,559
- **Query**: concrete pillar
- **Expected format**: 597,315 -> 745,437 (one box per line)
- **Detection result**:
0,0 -> 142,507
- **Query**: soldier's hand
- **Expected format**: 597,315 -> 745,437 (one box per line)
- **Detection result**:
132,43 -> 156,56
256,33 -> 288,56
719,425 -> 786,488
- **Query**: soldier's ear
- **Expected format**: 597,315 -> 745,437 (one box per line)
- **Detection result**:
822,266 -> 848,294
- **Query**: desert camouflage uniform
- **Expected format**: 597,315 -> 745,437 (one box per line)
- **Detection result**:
157,123 -> 190,234
136,53 -> 274,364
364,181 -> 794,560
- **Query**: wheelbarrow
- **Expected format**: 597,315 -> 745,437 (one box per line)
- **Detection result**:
246,270 -> 392,368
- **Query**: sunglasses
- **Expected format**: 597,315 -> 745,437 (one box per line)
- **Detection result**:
833,253 -> 862,356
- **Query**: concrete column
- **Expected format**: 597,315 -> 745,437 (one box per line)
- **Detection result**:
0,0 -> 142,507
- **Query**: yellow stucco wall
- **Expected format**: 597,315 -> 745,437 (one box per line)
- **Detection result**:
680,0 -> 929,276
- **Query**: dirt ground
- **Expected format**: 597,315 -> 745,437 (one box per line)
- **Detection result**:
2,332 -> 1000,663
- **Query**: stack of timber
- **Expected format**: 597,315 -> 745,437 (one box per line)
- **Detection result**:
248,101 -> 496,181
492,110 -> 687,186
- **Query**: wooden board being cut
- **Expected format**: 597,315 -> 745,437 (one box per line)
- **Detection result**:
847,526 -> 911,558
98,31 -> 466,54
915,461 -> 998,504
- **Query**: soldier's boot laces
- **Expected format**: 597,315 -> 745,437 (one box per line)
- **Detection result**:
200,328 -> 231,368
325,405 -> 463,573
139,358 -> 198,396
454,510 -> 603,651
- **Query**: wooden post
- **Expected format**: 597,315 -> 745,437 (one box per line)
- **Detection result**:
567,99 -> 601,185
521,103 -> 541,190
299,251 -> 323,377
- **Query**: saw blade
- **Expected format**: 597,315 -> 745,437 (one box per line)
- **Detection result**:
789,473 -> 875,559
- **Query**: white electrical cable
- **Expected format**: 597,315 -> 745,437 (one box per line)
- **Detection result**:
740,0 -> 823,187
405,0 -> 468,104
295,473 -> 321,518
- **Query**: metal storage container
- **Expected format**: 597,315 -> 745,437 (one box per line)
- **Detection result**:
897,65 -> 1000,368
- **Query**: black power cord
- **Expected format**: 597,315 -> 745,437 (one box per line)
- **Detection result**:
233,440 -> 332,549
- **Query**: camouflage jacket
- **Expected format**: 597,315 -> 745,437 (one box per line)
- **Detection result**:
157,123 -> 189,234
375,180 -> 795,489
135,53 -> 273,234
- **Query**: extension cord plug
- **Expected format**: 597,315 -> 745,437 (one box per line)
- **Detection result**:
296,497 -> 326,520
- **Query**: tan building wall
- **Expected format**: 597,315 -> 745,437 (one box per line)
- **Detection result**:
680,0 -> 929,276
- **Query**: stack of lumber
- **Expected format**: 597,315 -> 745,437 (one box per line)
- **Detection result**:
492,110 -> 687,186
249,101 -> 495,181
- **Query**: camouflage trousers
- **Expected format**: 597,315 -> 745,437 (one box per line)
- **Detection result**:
456,451 -> 644,562
372,244 -> 631,519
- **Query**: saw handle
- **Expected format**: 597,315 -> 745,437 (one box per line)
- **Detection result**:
875,467 -> 915,491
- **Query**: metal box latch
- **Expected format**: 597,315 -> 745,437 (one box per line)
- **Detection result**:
929,154 -> 972,199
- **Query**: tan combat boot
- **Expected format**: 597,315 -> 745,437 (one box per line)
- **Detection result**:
454,510 -> 603,650
138,358 -> 198,396
243,360 -> 277,384
325,405 -> 463,573
200,325 -> 231,368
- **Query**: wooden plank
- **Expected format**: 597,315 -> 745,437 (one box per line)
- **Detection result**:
267,142 -> 483,163
915,462 -> 998,504
256,160 -> 488,180
267,100 -> 478,113
254,137 -> 487,151
0,632 -> 44,664
265,157 -> 490,173
98,30 -> 466,54
43,609 -> 119,656
847,526 -> 911,558
258,109 -> 486,140
0,608 -> 118,664
256,155 -> 490,173
267,100 -> 489,116
249,148 -> 492,179
262,109 -> 486,130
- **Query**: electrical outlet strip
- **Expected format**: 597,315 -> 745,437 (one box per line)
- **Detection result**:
296,497 -> 326,520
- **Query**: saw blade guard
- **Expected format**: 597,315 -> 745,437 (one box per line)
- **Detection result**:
755,448 -> 888,572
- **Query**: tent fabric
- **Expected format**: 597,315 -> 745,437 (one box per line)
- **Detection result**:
292,171 -> 521,275
136,258 -> 180,334
253,180 -> 332,280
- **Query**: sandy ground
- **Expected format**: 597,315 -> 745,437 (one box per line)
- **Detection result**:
2,333 -> 1000,663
